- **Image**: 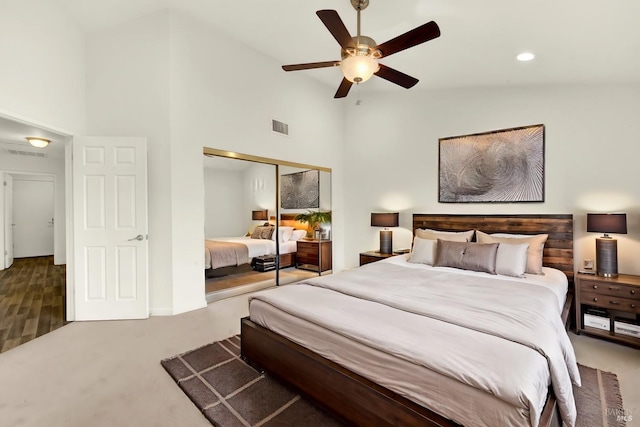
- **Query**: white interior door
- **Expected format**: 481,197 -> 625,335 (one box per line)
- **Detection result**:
3,174 -> 14,269
73,137 -> 149,320
13,178 -> 54,258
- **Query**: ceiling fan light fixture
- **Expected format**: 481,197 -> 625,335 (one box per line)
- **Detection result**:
340,54 -> 379,83
26,137 -> 51,148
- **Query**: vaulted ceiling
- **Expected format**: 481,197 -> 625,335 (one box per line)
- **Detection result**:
56,0 -> 640,91
3,0 -> 640,154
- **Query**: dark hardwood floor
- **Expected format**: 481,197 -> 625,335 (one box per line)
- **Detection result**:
0,256 -> 68,354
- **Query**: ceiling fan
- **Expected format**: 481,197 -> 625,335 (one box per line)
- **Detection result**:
282,0 -> 441,98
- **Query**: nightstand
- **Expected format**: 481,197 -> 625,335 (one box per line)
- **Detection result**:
359,250 -> 409,266
296,240 -> 332,273
575,272 -> 640,348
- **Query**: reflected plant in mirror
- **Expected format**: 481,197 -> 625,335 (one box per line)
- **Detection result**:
294,210 -> 332,239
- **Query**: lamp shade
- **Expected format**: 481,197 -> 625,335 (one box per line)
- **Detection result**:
371,212 -> 399,228
252,209 -> 268,221
587,213 -> 627,234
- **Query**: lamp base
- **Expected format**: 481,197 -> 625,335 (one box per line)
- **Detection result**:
596,237 -> 618,277
379,230 -> 393,254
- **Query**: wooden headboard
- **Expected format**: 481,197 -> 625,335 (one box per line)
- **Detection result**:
279,213 -> 311,232
412,214 -> 574,285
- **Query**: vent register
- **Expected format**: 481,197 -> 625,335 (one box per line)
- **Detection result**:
4,148 -> 46,158
272,119 -> 289,136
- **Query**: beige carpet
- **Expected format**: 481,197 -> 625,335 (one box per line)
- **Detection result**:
0,293 -> 637,427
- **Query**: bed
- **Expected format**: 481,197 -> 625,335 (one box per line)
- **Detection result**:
241,214 -> 578,427
205,215 -> 311,278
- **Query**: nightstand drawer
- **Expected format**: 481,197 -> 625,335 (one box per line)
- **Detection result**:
580,280 -> 639,299
581,290 -> 640,314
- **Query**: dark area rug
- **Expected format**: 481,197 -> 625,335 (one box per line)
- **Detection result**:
161,335 -> 343,426
575,364 -> 627,427
162,336 -> 626,427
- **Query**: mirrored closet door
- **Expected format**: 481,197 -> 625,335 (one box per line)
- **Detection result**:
203,149 -> 331,302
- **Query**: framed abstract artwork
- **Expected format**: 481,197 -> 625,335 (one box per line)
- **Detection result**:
438,124 -> 545,203
281,169 -> 320,209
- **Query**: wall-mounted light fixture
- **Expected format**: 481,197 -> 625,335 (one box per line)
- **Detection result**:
26,137 -> 51,148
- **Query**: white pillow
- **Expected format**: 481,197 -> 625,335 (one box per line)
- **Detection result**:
495,243 -> 529,278
415,228 -> 474,242
476,230 -> 548,275
289,229 -> 307,241
408,237 -> 437,265
272,226 -> 294,243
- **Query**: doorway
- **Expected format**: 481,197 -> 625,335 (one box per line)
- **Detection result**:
0,115 -> 70,352
12,174 -> 55,258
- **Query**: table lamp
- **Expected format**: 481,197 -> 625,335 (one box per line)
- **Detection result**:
587,213 -> 627,277
371,212 -> 399,254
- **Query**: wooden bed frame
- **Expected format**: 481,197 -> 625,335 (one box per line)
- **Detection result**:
241,214 -> 574,427
205,252 -> 296,278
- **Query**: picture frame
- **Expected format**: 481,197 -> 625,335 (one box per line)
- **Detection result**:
281,169 -> 320,209
438,124 -> 545,203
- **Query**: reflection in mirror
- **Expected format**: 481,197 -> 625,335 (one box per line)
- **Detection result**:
279,166 -> 333,275
203,155 -> 278,302
203,151 -> 330,302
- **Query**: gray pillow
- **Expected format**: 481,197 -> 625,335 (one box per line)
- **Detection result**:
251,225 -> 274,239
433,239 -> 499,274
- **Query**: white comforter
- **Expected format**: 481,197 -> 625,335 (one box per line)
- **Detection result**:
249,259 -> 581,427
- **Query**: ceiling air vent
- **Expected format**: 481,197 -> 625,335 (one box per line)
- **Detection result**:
272,119 -> 289,136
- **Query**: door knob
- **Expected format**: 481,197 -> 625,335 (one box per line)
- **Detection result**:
128,234 -> 144,241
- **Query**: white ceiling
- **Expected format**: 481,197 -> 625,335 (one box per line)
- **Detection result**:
3,0 -> 640,155
55,0 -> 640,92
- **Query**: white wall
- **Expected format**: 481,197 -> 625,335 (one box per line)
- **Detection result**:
167,12 -> 345,314
203,167 -> 245,237
343,83 -> 640,274
85,11 -> 175,315
84,10 -> 345,315
0,0 -> 85,134
0,156 -> 66,264
243,162 -> 276,223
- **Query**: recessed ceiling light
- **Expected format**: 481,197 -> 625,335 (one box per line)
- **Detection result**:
517,52 -> 535,62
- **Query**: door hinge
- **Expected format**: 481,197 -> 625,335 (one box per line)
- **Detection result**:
3,181 -> 6,186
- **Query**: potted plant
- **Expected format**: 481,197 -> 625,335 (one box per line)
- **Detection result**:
294,210 -> 332,240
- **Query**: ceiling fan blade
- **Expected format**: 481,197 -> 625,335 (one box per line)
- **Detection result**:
334,78 -> 353,98
376,21 -> 440,58
282,61 -> 341,72
374,64 -> 419,89
316,10 -> 355,49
